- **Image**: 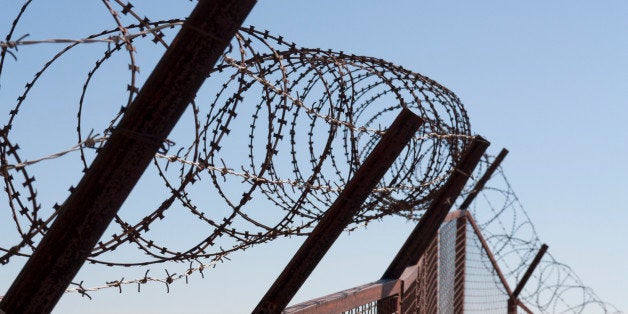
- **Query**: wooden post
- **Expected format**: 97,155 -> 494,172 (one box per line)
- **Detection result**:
381,136 -> 489,280
252,109 -> 424,314
0,1 -> 255,313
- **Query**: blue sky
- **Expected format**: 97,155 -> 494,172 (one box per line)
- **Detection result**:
1,1 -> 627,313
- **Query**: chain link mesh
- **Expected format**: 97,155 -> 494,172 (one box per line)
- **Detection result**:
464,216 -> 510,313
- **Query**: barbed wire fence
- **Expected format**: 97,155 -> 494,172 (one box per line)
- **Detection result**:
0,1 -> 620,313
461,156 -> 621,313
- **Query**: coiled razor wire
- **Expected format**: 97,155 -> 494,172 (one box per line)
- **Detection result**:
462,155 -> 621,313
0,1 -> 620,312
0,0 -> 468,287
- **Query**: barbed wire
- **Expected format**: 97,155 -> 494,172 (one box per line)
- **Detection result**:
0,22 -> 184,55
463,156 -> 621,313
0,0 -> 468,279
0,1 -> 619,312
64,260 -> 221,298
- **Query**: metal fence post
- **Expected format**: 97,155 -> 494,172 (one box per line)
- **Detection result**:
507,298 -> 518,314
453,214 -> 467,313
459,148 -> 508,211
424,233 -> 440,313
508,244 -> 549,314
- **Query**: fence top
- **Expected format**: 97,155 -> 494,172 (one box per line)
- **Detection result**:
284,210 -> 525,314
283,278 -> 400,314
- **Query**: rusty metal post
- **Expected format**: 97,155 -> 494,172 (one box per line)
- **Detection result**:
507,243 -> 548,314
465,212 -> 513,296
516,299 -> 535,314
396,281 -> 404,314
453,214 -> 467,313
376,296 -> 398,314
507,298 -> 518,314
459,148 -> 508,210
381,136 -> 489,280
0,1 -> 255,313
513,244 -> 549,298
424,236 -> 439,313
252,109 -> 424,314
453,147 -> 506,313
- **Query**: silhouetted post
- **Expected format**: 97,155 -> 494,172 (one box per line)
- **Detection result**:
253,108 -> 424,314
455,147 -> 508,313
0,1 -> 255,313
508,244 -> 549,314
459,148 -> 508,210
381,136 -> 489,280
453,147 -> 508,313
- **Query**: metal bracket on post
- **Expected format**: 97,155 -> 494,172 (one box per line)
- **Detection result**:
508,243 -> 549,314
381,136 -> 490,281
252,108 -> 424,314
0,1 -> 256,313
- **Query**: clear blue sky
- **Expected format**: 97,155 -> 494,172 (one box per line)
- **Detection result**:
1,1 -> 626,313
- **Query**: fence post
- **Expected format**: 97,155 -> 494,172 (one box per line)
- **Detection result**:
425,236 -> 440,313
453,214 -> 467,313
465,212 -> 513,297
507,298 -> 518,314
454,148 -> 507,313
0,1 -> 256,313
381,136 -> 489,280
395,279 -> 404,314
507,243 -> 549,314
459,148 -> 508,211
252,108 -> 423,314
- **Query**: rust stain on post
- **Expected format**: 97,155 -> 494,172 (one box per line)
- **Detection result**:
0,1 -> 256,313
381,136 -> 489,280
253,108 -> 424,314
